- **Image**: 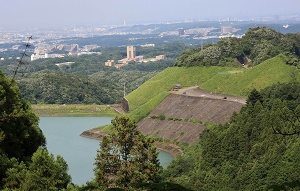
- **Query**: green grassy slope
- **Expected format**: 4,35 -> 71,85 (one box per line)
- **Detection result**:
201,54 -> 298,96
126,66 -> 241,121
32,104 -> 118,116
125,54 -> 300,122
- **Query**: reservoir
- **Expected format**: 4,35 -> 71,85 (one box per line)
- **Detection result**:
39,117 -> 173,185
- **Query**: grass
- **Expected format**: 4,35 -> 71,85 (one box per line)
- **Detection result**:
126,66 -> 239,121
34,54 -> 300,134
32,104 -> 119,117
125,54 -> 300,122
201,54 -> 298,96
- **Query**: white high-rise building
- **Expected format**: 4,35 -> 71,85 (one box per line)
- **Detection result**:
127,46 -> 136,59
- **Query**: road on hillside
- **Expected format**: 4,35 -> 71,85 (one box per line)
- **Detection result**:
176,86 -> 247,104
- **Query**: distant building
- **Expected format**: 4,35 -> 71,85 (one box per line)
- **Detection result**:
77,52 -> 102,56
135,56 -> 144,62
221,26 -> 238,34
11,45 -> 20,50
105,60 -> 115,67
56,44 -> 79,52
118,57 -> 135,64
30,53 -> 64,61
105,46 -> 166,68
83,44 -> 99,51
141,44 -> 155,47
178,28 -> 185,36
115,64 -> 124,69
156,54 -> 166,60
142,58 -> 158,63
127,46 -> 136,59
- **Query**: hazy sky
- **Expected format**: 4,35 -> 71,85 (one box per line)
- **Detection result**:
1,0 -> 299,29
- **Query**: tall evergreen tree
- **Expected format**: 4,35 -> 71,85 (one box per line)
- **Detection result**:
0,70 -> 45,160
246,88 -> 263,106
4,148 -> 71,190
0,70 -> 46,188
94,116 -> 162,190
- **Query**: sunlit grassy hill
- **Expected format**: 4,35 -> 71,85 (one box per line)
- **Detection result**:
126,54 -> 300,122
126,66 -> 240,121
201,54 -> 297,96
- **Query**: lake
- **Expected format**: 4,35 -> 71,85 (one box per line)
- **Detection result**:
39,117 -> 173,185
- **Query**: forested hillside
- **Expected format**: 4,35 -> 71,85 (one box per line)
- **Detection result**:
175,27 -> 300,68
124,27 -> 300,190
162,82 -> 300,190
17,70 -> 122,104
2,26 -> 300,190
124,27 -> 300,121
126,54 -> 299,122
0,71 -> 72,190
0,43 -> 188,104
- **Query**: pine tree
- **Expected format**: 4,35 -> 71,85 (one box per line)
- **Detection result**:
4,148 -> 71,190
94,116 -> 162,190
246,88 -> 263,106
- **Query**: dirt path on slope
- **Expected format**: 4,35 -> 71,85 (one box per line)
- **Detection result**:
176,86 -> 246,104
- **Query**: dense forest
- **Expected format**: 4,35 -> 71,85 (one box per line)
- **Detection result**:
162,82 -> 300,190
0,70 -> 184,190
175,27 -> 300,68
3,27 -> 300,105
2,70 -> 300,190
0,43 -> 189,104
2,27 -> 300,190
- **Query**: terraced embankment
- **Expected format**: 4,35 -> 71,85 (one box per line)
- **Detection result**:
137,92 -> 245,145
81,87 -> 246,158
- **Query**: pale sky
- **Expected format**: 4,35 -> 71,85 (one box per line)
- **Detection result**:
1,0 -> 299,29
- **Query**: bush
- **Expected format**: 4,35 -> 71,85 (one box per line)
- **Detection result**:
158,113 -> 166,120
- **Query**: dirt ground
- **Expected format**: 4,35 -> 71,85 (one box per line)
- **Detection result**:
137,87 -> 246,145
82,87 -> 247,157
176,86 -> 246,104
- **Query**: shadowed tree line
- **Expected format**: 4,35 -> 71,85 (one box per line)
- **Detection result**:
175,27 -> 300,68
162,82 -> 300,190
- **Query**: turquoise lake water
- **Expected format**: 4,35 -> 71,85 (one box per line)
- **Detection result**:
39,116 -> 173,185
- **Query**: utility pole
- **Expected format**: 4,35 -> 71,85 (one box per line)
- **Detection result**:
201,37 -> 203,50
123,83 -> 126,97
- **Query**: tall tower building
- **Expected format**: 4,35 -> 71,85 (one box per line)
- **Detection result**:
221,26 -> 234,34
127,46 -> 136,59
178,28 -> 185,36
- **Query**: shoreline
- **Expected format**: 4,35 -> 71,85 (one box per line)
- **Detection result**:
80,130 -> 184,160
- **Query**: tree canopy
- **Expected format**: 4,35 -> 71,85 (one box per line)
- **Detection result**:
162,81 -> 300,190
175,27 -> 300,68
94,116 -> 162,190
0,70 -> 45,161
3,148 -> 71,191
0,71 -> 72,190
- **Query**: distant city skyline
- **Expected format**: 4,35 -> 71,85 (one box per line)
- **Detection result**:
1,0 -> 299,29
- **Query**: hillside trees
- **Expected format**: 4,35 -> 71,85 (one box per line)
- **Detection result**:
0,42 -> 190,105
241,27 -> 283,55
3,148 -> 71,190
94,116 -> 162,190
0,71 -> 72,190
174,48 -> 200,67
217,37 -> 243,58
136,43 -> 190,59
17,70 -> 123,104
175,27 -> 300,67
0,70 -> 45,160
162,82 -> 300,190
